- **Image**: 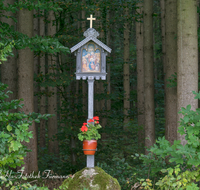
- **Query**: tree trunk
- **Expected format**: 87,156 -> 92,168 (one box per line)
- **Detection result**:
160,0 -> 166,74
165,0 -> 177,144
39,10 -> 46,149
48,11 -> 59,155
1,0 -> 17,102
18,4 -> 38,173
123,4 -> 130,128
143,0 -> 155,153
33,9 -> 39,144
177,0 -> 198,145
136,3 -> 145,152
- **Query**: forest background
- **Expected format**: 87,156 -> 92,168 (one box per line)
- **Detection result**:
1,0 -> 200,189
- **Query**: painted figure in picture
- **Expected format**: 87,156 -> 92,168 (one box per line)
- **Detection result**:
82,58 -> 87,72
88,51 -> 95,70
82,43 -> 100,72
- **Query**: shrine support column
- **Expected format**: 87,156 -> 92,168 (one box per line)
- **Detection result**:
88,78 -> 94,119
87,78 -> 95,168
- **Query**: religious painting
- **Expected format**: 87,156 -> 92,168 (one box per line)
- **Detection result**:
81,43 -> 101,72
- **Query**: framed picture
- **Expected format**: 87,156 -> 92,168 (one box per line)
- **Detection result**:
82,42 -> 101,72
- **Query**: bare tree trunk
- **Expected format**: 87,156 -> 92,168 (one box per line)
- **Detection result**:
160,0 -> 166,74
160,0 -> 167,141
123,4 -> 130,128
18,3 -> 38,173
177,0 -> 198,145
39,10 -> 46,149
48,11 -> 59,155
143,0 -> 155,153
165,0 -> 177,144
1,0 -> 17,101
136,3 -> 145,152
33,9 -> 39,143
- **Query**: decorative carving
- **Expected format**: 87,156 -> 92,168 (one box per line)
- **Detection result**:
75,73 -> 107,80
84,28 -> 99,38
88,76 -> 94,80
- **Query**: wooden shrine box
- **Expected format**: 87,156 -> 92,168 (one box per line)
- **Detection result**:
70,28 -> 112,80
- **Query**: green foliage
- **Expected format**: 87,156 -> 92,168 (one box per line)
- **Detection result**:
0,175 -> 49,190
0,0 -> 70,56
0,22 -> 70,54
0,82 -> 52,188
131,91 -> 200,189
138,178 -> 153,190
1,0 -> 63,13
166,72 -> 177,88
156,165 -> 200,189
141,91 -> 200,169
0,41 -> 14,64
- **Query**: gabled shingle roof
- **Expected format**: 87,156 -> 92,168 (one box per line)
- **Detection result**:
70,32 -> 112,53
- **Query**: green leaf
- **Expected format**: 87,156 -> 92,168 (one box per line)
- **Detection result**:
7,124 -> 12,131
184,116 -> 189,123
10,140 -> 22,151
186,104 -> 191,111
0,176 -> 7,181
35,118 -> 40,123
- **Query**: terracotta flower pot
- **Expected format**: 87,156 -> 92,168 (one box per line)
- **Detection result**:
83,140 -> 97,155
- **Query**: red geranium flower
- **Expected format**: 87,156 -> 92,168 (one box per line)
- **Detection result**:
88,119 -> 94,122
83,122 -> 87,126
95,120 -> 99,124
93,116 -> 99,120
81,125 -> 88,132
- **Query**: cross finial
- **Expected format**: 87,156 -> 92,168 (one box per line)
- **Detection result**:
87,14 -> 96,28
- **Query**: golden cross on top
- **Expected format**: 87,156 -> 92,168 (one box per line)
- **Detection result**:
87,14 -> 96,28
